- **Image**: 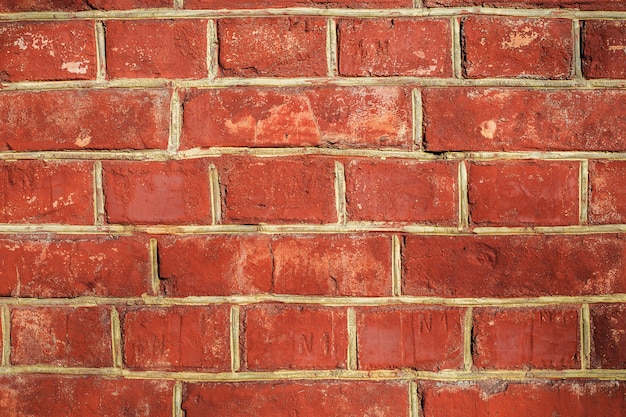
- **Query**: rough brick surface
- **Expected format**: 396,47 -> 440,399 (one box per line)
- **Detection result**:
589,161 -> 626,224
242,305 -> 348,370
103,160 -> 212,225
423,88 -> 626,152
345,159 -> 458,224
218,18 -> 327,77
181,86 -> 412,149
468,161 -> 579,226
337,18 -> 451,77
357,307 -> 464,370
183,381 -> 410,417
0,89 -> 170,151
105,20 -> 207,79
0,161 -> 93,224
473,307 -> 580,369
590,304 -> 626,369
0,0 -> 172,11
0,236 -> 151,297
186,0 -> 411,8
583,20 -> 626,79
403,234 -> 626,297
0,21 -> 96,82
423,0 -> 626,10
462,17 -> 573,79
11,307 -> 112,367
122,306 -> 231,371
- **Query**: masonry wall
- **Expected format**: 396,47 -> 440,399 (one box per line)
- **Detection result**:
1,0 -> 626,416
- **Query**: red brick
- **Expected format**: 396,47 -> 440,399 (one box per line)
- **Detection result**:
419,381 -> 626,417
218,157 -> 337,224
181,86 -> 412,149
345,159 -> 457,224
0,89 -> 170,151
103,160 -> 211,225
0,161 -> 93,224
423,0 -> 626,10
423,88 -> 626,152
122,306 -> 230,371
183,381 -> 409,417
357,307 -> 464,371
0,21 -> 96,82
583,21 -> 626,79
468,161 -> 579,226
11,307 -> 112,367
0,236 -> 151,298
0,0 -> 171,11
462,17 -> 573,79
271,234 -> 392,296
337,18 -> 451,77
242,305 -> 347,370
0,375 -> 172,416
403,234 -> 626,297
590,303 -> 626,368
218,18 -> 327,77
589,161 -> 626,224
106,20 -> 207,79
186,0 -> 411,7
473,307 -> 579,370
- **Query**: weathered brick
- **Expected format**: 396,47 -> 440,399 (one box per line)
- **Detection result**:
218,17 -> 327,77
462,17 -> 573,79
0,0 -> 171,11
122,306 -> 231,371
337,18 -> 451,77
217,157 -> 337,224
0,236 -> 151,298
102,160 -> 211,225
0,89 -> 170,151
423,88 -> 626,152
186,0 -> 411,7
181,86 -> 412,149
0,21 -> 96,82
590,303 -> 626,368
473,307 -> 580,369
0,161 -> 93,224
468,161 -> 579,226
583,20 -> 626,79
589,161 -> 626,224
345,159 -> 458,224
11,307 -> 112,367
403,234 -> 626,297
183,381 -> 409,417
357,307 -> 464,370
242,305 -> 348,370
423,0 -> 626,10
106,20 -> 207,79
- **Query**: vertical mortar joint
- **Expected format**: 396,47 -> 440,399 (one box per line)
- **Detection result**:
580,303 -> 591,370
95,21 -> 107,82
579,160 -> 589,225
452,17 -> 463,79
463,307 -> 474,371
173,381 -> 184,417
207,20 -> 219,80
573,20 -> 583,80
334,161 -> 347,225
110,306 -> 123,369
168,89 -> 182,155
458,160 -> 469,230
93,161 -> 105,226
230,306 -> 241,372
347,307 -> 357,371
327,18 -> 338,77
412,89 -> 423,152
149,238 -> 160,296
209,163 -> 222,225
392,235 -> 402,297
1,305 -> 10,366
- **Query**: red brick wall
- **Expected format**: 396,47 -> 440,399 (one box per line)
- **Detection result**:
1,1 -> 626,416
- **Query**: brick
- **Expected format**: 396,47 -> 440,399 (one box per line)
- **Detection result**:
122,306 -> 231,371
423,88 -> 626,152
473,307 -> 579,370
583,21 -> 626,79
468,161 -> 579,226
423,0 -> 626,10
419,381 -> 626,417
0,21 -> 96,82
462,17 -> 573,79
0,0 -> 171,11
218,157 -> 337,224
0,236 -> 151,298
0,375 -> 173,416
181,86 -> 412,149
345,159 -> 457,224
183,381 -> 409,417
103,160 -> 211,225
106,20 -> 207,79
403,234 -> 626,297
357,307 -> 464,371
0,161 -> 93,224
590,303 -> 626,368
337,18 -> 451,77
218,17 -> 327,77
11,307 -> 112,367
186,0 -> 411,8
0,89 -> 170,151
242,305 -> 347,370
589,161 -> 626,224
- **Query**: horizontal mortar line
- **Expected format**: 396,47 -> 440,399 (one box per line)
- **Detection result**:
1,366 -> 626,382
2,294 -> 626,307
0,150 -> 171,161
3,7 -> 626,21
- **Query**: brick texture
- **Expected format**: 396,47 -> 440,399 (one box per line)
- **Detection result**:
590,304 -> 626,368
589,160 -> 626,224
583,20 -> 626,79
